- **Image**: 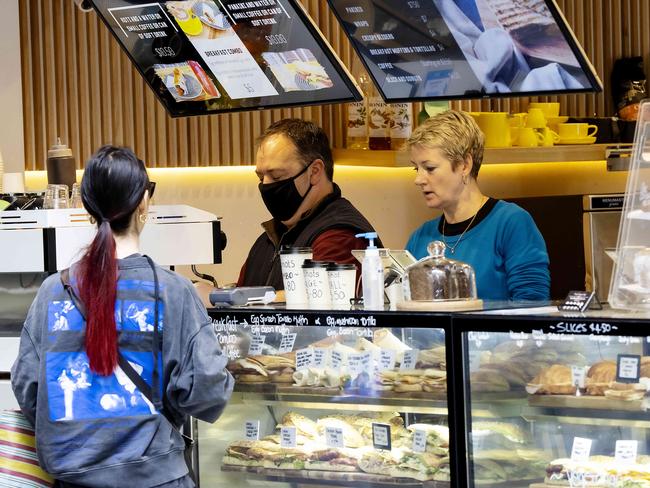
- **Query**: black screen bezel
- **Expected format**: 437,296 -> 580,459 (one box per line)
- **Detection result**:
326,0 -> 602,103
89,0 -> 362,118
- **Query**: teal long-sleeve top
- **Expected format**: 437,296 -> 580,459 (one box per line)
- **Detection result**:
406,199 -> 550,301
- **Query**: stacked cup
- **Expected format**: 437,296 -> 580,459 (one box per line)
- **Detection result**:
279,247 -> 312,307
327,263 -> 357,309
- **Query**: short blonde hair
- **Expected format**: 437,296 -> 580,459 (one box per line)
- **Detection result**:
406,110 -> 485,179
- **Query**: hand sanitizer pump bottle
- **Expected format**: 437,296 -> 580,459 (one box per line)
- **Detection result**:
356,232 -> 384,310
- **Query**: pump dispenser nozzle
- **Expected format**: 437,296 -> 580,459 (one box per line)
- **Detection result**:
355,232 -> 378,249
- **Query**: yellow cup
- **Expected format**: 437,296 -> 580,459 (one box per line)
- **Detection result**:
526,108 -> 547,129
557,123 -> 598,139
528,102 -> 560,118
518,127 -> 544,147
477,112 -> 511,148
540,127 -> 560,147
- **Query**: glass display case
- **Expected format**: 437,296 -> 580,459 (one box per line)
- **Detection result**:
610,99 -> 650,309
201,308 -> 453,488
454,308 -> 650,488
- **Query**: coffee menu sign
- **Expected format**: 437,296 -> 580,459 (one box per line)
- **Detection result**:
327,0 -> 602,102
90,0 -> 361,117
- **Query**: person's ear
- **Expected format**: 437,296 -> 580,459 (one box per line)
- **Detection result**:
462,154 -> 474,178
309,159 -> 325,185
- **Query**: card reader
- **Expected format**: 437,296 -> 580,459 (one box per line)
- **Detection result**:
209,286 -> 276,307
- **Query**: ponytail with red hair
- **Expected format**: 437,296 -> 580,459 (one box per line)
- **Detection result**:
77,146 -> 150,376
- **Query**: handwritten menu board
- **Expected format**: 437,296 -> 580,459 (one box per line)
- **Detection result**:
89,0 -> 360,117
327,0 -> 601,101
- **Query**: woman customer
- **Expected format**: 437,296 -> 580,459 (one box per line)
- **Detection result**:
405,110 -> 550,301
12,145 -> 234,487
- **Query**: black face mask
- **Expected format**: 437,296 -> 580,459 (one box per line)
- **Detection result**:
258,162 -> 313,221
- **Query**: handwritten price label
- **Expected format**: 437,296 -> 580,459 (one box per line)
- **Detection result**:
281,426 -> 297,448
248,335 -> 266,356
570,437 -> 592,462
278,333 -> 297,354
245,420 -> 260,441
400,349 -> 419,370
295,348 -> 313,371
325,427 -> 345,448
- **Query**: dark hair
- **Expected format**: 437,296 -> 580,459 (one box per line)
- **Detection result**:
78,145 -> 150,376
258,119 -> 334,180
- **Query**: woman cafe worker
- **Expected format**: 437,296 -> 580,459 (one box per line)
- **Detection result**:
12,146 -> 234,487
405,110 -> 550,301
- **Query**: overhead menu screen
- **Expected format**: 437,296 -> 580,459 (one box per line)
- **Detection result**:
89,0 -> 361,117
327,0 -> 602,101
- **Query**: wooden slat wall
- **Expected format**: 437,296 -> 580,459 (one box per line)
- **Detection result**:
19,0 -> 650,169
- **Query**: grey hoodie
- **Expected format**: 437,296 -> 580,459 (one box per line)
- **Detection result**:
11,255 -> 234,487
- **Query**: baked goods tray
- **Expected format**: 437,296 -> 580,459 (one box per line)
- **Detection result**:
221,464 -> 450,487
528,394 -> 649,412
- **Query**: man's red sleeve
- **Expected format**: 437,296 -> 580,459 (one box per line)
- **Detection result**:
311,228 -> 369,277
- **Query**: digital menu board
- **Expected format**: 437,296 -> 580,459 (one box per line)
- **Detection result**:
327,0 -> 602,101
89,0 -> 362,117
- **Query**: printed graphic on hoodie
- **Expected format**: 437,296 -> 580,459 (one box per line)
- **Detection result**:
46,351 -> 158,421
48,300 -> 165,333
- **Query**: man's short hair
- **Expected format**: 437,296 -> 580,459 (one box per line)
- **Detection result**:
257,119 -> 334,180
406,110 -> 485,179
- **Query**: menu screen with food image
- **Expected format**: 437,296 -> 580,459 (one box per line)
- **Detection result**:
89,0 -> 360,117
327,0 -> 602,101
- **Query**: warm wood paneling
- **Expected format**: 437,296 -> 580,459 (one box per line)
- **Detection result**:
19,0 -> 649,169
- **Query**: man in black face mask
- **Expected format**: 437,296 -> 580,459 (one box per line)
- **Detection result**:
237,118 -> 381,290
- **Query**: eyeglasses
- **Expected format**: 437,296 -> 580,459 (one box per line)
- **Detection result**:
147,181 -> 156,199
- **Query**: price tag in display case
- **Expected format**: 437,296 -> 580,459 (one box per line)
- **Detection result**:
615,440 -> 638,464
348,351 -> 372,376
325,427 -> 345,448
570,437 -> 592,462
248,335 -> 266,356
313,347 -> 329,368
278,333 -> 297,354
617,354 -> 641,383
295,348 -> 314,371
281,426 -> 297,448
400,349 -> 419,370
571,366 -> 587,388
378,349 -> 396,372
331,350 -> 343,369
245,420 -> 260,441
372,423 -> 392,451
412,429 -> 427,453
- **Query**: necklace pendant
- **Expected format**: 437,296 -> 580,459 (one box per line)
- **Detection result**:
450,248 -> 455,254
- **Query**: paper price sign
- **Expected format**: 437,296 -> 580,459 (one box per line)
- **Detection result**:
400,349 -> 419,370
296,348 -> 314,371
412,429 -> 427,453
281,426 -> 297,448
378,349 -> 396,372
248,335 -> 266,356
331,350 -> 343,369
617,354 -> 641,383
571,366 -> 587,388
278,333 -> 297,354
313,347 -> 328,368
372,423 -> 392,450
245,420 -> 260,441
615,440 -> 638,464
349,351 -> 372,376
570,437 -> 592,462
325,427 -> 345,448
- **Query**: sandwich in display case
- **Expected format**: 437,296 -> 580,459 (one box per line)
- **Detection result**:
200,308 -> 454,488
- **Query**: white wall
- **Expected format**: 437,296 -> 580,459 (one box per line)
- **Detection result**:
0,0 -> 24,173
